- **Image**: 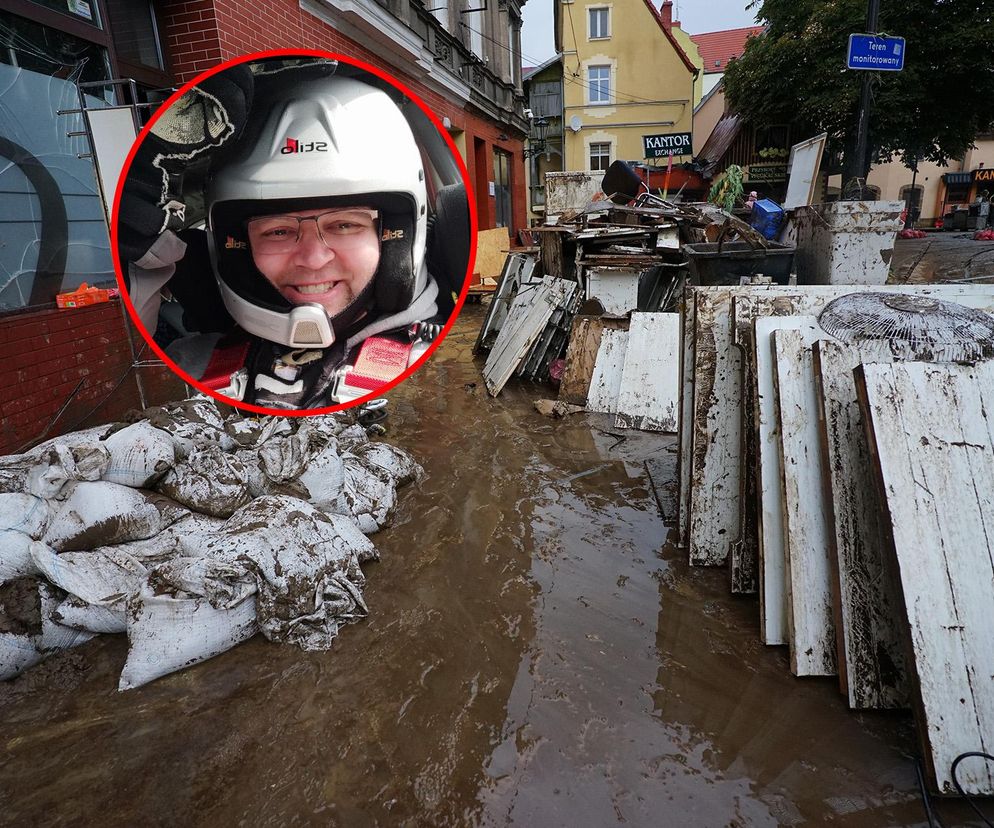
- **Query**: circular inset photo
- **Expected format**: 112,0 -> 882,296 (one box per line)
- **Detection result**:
114,50 -> 475,415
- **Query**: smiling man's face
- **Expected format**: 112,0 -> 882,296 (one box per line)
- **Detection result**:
247,207 -> 381,317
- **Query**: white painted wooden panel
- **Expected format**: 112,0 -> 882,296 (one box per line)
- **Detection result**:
772,327 -> 837,677
859,361 -> 994,795
587,268 -> 641,317
483,277 -> 574,396
615,312 -> 680,432
814,339 -> 914,709
754,316 -> 823,646
586,328 -> 630,414
677,287 -> 696,548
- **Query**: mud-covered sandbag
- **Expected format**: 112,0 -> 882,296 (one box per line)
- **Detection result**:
26,442 -> 111,499
53,595 -> 126,634
138,397 -> 235,458
157,443 -> 252,518
349,442 -> 423,488
30,542 -> 147,608
1,533 -> 43,583
119,585 -> 257,691
0,494 -> 52,540
0,454 -> 36,495
43,481 -> 185,552
101,422 -> 176,488
336,423 -> 369,451
38,581 -> 96,652
0,632 -> 44,681
339,460 -> 397,534
183,495 -> 372,649
291,442 -> 345,510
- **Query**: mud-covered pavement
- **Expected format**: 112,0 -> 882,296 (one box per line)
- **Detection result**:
0,304 -> 985,826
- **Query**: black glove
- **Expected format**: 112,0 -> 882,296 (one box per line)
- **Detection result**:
118,65 -> 254,265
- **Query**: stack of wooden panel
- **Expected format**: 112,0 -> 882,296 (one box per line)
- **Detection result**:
676,283 -> 994,795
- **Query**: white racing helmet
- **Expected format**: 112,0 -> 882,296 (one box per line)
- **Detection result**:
206,75 -> 429,347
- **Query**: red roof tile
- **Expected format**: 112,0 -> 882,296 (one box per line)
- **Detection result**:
690,26 -> 765,74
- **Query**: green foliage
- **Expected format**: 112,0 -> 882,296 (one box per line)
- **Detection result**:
708,164 -> 745,211
723,0 -> 994,174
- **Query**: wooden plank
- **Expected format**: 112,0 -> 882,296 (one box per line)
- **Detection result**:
615,312 -> 680,432
677,286 -> 695,548
814,339 -> 914,709
772,327 -> 837,677
586,327 -> 629,414
754,315 -> 824,646
558,316 -> 604,406
857,361 -> 994,795
483,277 -> 574,396
475,227 -> 512,281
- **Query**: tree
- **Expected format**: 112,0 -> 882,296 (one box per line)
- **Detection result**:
722,0 -> 994,187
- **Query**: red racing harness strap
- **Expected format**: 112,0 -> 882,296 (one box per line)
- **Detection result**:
200,335 -> 252,391
342,335 -> 415,391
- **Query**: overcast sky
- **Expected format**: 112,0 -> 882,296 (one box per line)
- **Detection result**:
521,0 -> 760,67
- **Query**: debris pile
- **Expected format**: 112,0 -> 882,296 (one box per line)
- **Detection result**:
476,198 -> 783,434
677,282 -> 994,795
0,398 -> 422,690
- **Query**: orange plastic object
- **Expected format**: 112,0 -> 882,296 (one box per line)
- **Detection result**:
56,283 -> 119,309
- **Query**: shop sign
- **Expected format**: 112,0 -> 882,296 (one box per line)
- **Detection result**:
642,132 -> 692,159
746,164 -> 787,182
972,168 -> 994,184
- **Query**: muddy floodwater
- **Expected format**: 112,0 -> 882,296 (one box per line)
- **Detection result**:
0,304 -> 984,826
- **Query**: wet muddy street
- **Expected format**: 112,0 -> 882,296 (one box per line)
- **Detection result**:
0,304 -> 984,826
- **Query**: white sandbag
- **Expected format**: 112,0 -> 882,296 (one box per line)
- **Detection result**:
157,443 -> 252,518
0,454 -> 36,495
53,595 -> 126,634
101,422 -> 176,488
119,585 -> 257,691
0,632 -> 43,680
26,425 -> 116,459
257,420 -> 325,483
26,442 -> 111,499
141,398 -> 235,458
0,493 -> 52,539
350,442 -> 424,488
43,481 -> 184,552
340,460 -> 397,534
30,542 -> 148,607
38,581 -> 96,652
190,495 -> 371,649
294,442 -> 345,509
336,423 -> 370,450
0,533 -> 43,583
147,555 -> 255,609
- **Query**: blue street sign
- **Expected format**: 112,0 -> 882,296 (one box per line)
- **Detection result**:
847,33 -> 906,71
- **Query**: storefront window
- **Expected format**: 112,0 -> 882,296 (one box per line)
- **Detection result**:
0,60 -> 114,309
493,148 -> 511,228
1,10 -> 114,100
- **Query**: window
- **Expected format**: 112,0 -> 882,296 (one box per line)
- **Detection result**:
589,7 -> 609,39
105,0 -> 163,70
900,185 -> 923,210
590,142 -> 611,172
465,1 -> 484,58
431,0 -> 448,27
493,149 -> 512,228
588,65 -> 610,104
946,182 -> 971,203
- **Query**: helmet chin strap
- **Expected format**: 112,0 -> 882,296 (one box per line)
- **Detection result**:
327,277 -> 377,340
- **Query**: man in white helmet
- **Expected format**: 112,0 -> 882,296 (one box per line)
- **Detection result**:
137,71 -> 447,409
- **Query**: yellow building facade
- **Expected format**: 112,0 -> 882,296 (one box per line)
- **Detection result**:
554,0 -> 699,173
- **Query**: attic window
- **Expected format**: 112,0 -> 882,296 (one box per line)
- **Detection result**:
714,60 -> 720,67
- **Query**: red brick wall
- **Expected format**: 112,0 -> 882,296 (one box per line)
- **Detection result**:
160,0 -> 527,234
0,303 -> 187,455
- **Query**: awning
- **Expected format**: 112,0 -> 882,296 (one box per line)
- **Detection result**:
943,172 -> 972,184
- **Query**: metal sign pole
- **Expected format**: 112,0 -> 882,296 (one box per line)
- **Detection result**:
851,0 -> 881,193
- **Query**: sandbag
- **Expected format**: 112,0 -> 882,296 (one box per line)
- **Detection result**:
1,533 -> 43,583
340,460 -> 397,534
27,442 -> 111,499
139,397 -> 235,458
0,632 -> 43,681
184,495 -> 372,649
0,493 -> 52,539
157,443 -> 253,518
349,442 -> 424,488
53,595 -> 126,634
101,422 -> 176,488
30,542 -> 148,608
43,481 -> 185,552
119,585 -> 257,691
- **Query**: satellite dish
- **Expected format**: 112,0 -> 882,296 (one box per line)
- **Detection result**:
569,115 -> 582,132
818,292 -> 994,361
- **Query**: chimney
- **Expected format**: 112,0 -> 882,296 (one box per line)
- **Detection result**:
661,0 -> 673,29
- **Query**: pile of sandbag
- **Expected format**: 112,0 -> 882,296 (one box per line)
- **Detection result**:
0,398 -> 422,690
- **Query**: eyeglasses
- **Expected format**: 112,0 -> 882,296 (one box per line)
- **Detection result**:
246,209 -> 380,254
